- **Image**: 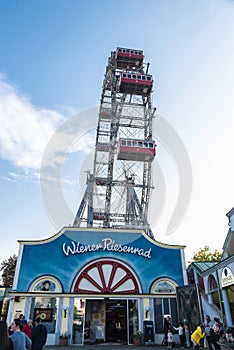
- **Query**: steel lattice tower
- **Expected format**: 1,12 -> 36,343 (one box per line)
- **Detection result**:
73,48 -> 156,237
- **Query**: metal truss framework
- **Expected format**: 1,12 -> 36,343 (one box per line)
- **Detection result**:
73,48 -> 156,237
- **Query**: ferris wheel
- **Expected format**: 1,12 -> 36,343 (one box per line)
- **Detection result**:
73,47 -> 156,237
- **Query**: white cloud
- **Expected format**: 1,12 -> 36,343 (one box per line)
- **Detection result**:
0,73 -> 65,170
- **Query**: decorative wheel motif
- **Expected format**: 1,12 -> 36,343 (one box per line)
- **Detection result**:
74,259 -> 140,294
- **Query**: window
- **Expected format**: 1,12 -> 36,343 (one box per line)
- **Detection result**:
30,297 -> 58,333
72,298 -> 85,345
127,140 -> 132,146
154,298 -> 163,333
208,275 -> 218,292
128,299 -> 139,344
122,140 -> 126,146
128,74 -> 131,79
154,298 -> 178,334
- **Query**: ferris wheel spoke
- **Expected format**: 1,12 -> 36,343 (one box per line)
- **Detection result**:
96,262 -> 107,290
82,272 -> 103,292
110,273 -> 131,291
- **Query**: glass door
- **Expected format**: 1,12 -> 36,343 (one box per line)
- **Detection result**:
72,298 -> 85,345
128,299 -> 139,344
105,300 -> 127,343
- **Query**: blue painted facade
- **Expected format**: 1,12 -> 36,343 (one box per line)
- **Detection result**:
16,228 -> 185,293
8,227 -> 187,346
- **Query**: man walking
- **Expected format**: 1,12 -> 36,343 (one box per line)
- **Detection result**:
31,317 -> 47,350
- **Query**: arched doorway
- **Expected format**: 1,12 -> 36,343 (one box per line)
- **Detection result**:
208,274 -> 219,307
72,259 -> 141,344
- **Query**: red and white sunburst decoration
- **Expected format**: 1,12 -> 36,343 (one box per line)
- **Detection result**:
73,259 -> 140,294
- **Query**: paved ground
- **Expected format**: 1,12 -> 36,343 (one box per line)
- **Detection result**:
44,345 -> 165,350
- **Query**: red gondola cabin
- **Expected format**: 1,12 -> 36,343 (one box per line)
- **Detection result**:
117,138 -> 156,162
115,47 -> 144,69
118,72 -> 153,96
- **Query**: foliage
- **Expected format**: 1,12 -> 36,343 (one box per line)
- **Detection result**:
0,254 -> 17,286
60,332 -> 69,338
189,246 -> 222,264
133,330 -> 142,338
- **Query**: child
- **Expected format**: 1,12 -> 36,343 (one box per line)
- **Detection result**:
167,329 -> 174,348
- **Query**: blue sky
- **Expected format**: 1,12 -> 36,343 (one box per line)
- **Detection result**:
0,0 -> 234,266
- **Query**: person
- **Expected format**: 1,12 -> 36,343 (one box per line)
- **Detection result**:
213,317 -> 222,333
218,330 -> 234,349
167,328 -> 174,348
31,317 -> 47,350
173,322 -> 185,348
116,320 -> 123,341
8,324 -> 14,336
210,317 -> 222,350
184,323 -> 191,348
191,324 -> 205,350
226,329 -> 234,345
10,318 -> 32,350
22,319 -> 33,338
19,314 -> 27,327
0,320 -> 14,350
163,316 -> 171,346
204,315 -> 214,350
41,280 -> 51,291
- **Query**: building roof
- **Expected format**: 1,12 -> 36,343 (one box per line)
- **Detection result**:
222,228 -> 234,258
223,207 -> 234,257
226,206 -> 234,218
188,261 -> 218,274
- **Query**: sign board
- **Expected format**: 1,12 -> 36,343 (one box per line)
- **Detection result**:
33,308 -> 53,322
222,267 -> 234,288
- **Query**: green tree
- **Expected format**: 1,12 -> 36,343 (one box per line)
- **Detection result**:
190,245 -> 222,263
0,254 -> 17,286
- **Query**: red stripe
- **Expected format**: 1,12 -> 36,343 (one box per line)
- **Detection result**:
116,52 -> 144,59
119,146 -> 155,155
120,77 -> 153,86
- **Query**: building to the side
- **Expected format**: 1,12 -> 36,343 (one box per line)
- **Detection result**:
7,227 -> 187,345
187,207 -> 234,328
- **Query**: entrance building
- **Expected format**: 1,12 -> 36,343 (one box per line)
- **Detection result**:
7,227 -> 187,345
